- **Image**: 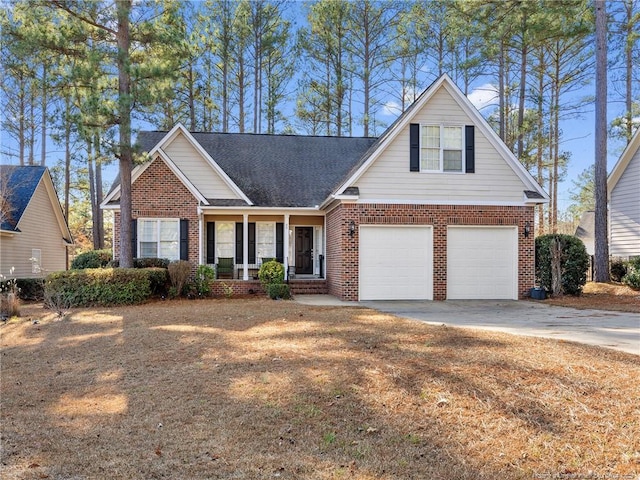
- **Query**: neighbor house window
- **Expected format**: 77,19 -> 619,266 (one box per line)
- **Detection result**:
421,125 -> 463,172
216,221 -> 234,259
256,222 -> 275,260
138,219 -> 180,260
31,249 -> 41,274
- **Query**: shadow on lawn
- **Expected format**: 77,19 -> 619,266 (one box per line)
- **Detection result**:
1,299 -> 639,479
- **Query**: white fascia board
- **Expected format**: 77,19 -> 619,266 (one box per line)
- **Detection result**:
169,124 -> 253,205
156,148 -> 208,204
334,76 -> 451,195
333,74 -> 549,202
41,170 -> 73,242
351,198 -> 537,207
608,127 -> 640,192
198,206 -> 323,216
441,81 -> 549,200
100,123 -> 253,208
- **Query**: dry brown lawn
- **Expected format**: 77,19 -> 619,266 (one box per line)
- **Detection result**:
543,282 -> 640,313
1,298 -> 639,479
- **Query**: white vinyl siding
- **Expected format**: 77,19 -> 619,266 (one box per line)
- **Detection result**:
0,179 -> 67,278
610,148 -> 640,258
355,84 -> 526,203
163,133 -> 240,200
139,219 -> 180,260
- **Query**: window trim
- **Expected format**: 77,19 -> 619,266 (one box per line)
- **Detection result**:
31,249 -> 41,274
256,221 -> 276,261
137,218 -> 181,261
419,124 -> 465,173
215,221 -> 235,261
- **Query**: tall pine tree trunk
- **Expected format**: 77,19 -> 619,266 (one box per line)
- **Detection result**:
117,0 -> 133,268
594,0 -> 610,282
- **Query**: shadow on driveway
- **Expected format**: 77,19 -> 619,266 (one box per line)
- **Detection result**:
357,300 -> 640,356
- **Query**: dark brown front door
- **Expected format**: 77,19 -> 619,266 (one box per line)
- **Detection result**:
295,227 -> 313,274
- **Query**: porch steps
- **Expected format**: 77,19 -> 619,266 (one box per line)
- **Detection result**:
288,279 -> 328,295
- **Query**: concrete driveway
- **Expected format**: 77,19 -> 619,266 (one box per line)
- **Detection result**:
295,296 -> 640,355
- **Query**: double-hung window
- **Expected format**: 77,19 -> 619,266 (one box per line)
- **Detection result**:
421,125 -> 464,172
215,221 -> 235,259
256,222 -> 275,260
139,219 -> 180,260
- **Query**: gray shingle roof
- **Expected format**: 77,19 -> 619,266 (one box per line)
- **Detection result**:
0,165 -> 46,231
133,131 -> 377,208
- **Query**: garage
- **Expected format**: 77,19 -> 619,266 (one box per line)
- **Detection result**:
447,226 -> 518,300
359,226 -> 433,301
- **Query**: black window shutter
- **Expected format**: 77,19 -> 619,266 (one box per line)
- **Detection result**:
248,223 -> 256,264
206,222 -> 215,264
235,223 -> 243,263
131,219 -> 137,259
236,223 -> 256,263
409,123 -> 420,172
465,125 -> 475,173
276,223 -> 284,263
180,219 -> 189,260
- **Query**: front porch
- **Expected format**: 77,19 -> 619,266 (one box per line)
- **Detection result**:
201,212 -> 325,281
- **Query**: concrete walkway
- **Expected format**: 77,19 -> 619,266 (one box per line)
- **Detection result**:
294,295 -> 640,356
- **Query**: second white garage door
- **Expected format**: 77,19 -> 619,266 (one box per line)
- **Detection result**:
447,226 -> 518,300
359,226 -> 433,301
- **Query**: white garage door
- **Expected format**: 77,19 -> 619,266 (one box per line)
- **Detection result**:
359,226 -> 433,301
447,226 -> 518,300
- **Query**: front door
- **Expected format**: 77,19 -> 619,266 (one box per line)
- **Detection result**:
295,227 -> 313,274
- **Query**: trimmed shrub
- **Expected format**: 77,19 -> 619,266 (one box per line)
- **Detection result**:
44,268 -> 151,307
535,234 -> 589,296
16,278 -> 45,301
134,257 -> 170,269
146,267 -> 169,296
265,283 -> 291,300
107,257 -> 170,269
258,260 -> 284,287
610,258 -> 628,282
623,257 -> 640,290
71,249 -> 112,269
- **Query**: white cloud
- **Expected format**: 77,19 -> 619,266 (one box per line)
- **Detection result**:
383,101 -> 403,116
382,88 -> 419,117
467,84 -> 499,111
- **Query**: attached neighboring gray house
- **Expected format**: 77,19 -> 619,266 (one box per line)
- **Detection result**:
608,128 -> 640,259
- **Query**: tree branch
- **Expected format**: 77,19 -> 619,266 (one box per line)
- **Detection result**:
50,0 -> 117,36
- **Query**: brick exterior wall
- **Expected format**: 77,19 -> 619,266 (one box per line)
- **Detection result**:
113,159 -> 200,266
326,203 -> 535,301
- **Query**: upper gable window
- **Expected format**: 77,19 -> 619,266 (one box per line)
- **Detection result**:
421,125 -> 464,172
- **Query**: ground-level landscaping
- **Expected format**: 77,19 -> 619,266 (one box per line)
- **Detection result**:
1,298 -> 639,479
542,282 -> 640,313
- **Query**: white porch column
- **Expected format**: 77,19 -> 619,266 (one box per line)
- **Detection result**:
243,214 -> 249,280
284,213 -> 290,280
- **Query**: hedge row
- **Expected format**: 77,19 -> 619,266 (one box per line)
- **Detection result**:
44,268 -> 162,307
